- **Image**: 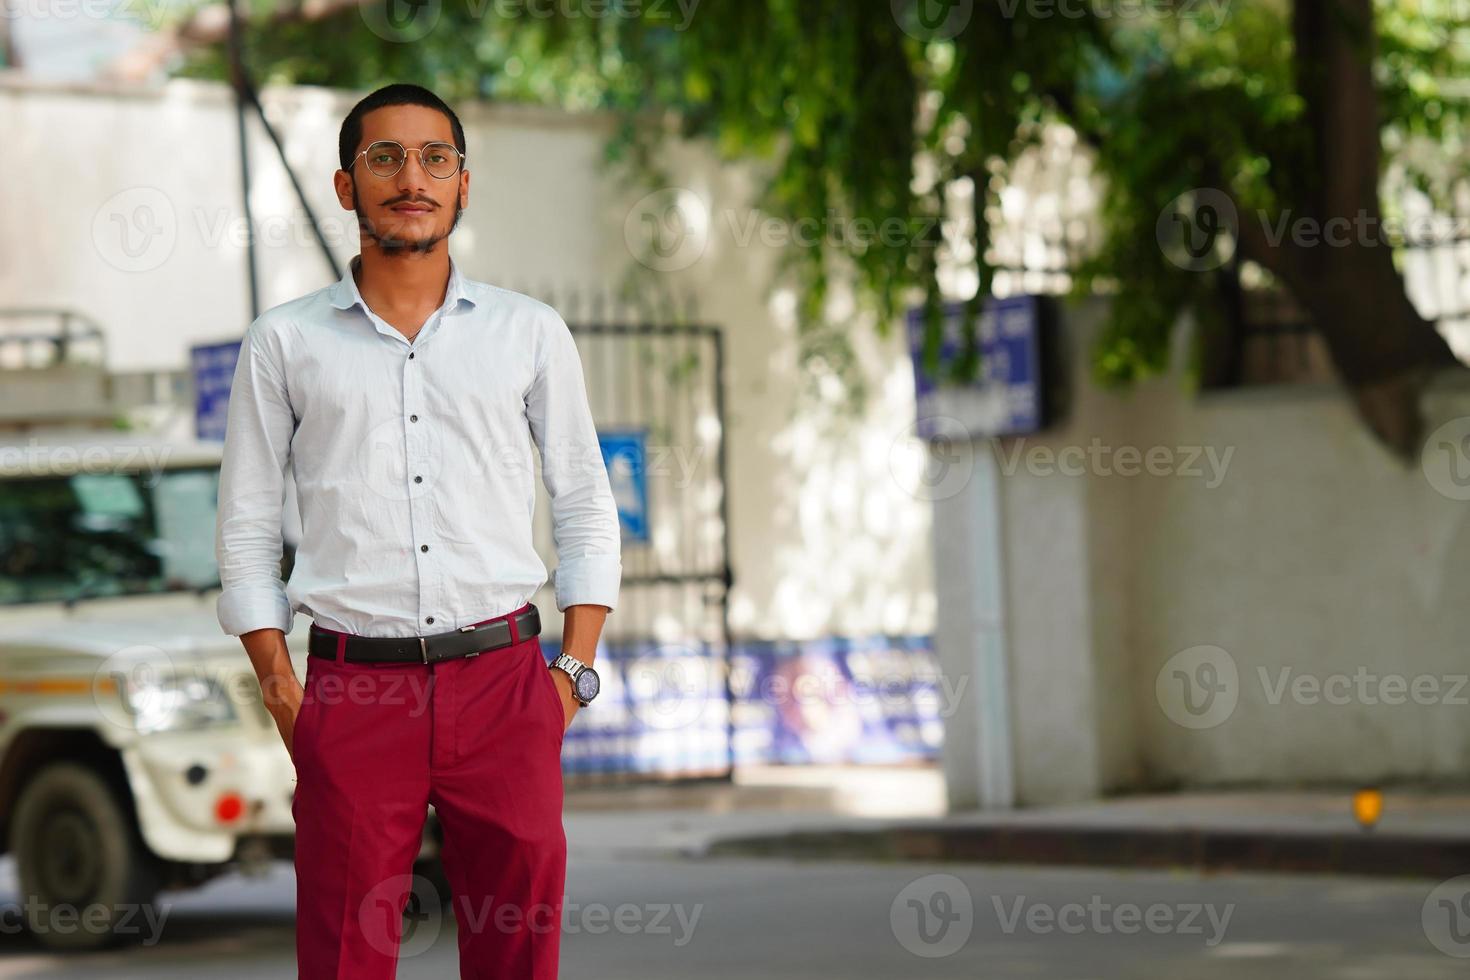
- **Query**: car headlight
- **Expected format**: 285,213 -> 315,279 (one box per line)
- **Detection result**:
119,672 -> 238,735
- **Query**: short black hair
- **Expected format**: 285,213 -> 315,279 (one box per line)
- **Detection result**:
338,83 -> 466,173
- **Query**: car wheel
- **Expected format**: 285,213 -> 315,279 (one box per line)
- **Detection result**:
9,761 -> 162,951
413,854 -> 452,910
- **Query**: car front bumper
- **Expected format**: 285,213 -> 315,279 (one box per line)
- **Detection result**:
121,727 -> 300,864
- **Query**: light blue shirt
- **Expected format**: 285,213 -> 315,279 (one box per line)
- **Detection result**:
214,253 -> 622,638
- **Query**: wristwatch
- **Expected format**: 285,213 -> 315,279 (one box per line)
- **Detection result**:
550,652 -> 600,706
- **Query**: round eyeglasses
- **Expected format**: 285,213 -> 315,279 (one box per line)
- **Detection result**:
352,140 -> 465,180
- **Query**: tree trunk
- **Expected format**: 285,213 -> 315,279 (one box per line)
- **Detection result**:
1267,0 -> 1464,459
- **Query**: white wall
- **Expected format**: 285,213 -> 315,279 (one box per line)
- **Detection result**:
941,296 -> 1470,807
1127,360 -> 1470,787
0,75 -> 936,646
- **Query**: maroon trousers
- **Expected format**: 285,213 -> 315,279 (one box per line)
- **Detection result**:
291,604 -> 566,979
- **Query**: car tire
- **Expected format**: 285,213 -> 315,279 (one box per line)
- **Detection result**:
9,761 -> 163,952
413,854 -> 452,910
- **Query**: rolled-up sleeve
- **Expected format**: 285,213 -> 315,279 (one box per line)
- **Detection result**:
525,310 -> 623,612
215,317 -> 297,636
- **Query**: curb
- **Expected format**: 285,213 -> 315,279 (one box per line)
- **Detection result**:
704,824 -> 1470,879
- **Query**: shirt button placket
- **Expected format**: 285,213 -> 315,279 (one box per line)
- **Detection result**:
403,336 -> 434,630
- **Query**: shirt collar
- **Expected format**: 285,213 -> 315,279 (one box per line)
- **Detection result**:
328,253 -> 476,314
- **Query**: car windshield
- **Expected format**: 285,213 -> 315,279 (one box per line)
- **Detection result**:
0,465 -> 223,605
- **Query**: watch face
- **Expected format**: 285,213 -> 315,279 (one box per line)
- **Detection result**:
574,666 -> 600,702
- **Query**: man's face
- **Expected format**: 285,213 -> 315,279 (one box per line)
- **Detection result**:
334,104 -> 469,256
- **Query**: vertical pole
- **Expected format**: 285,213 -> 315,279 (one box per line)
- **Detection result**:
225,0 -> 260,321
932,436 -> 1016,810
711,326 -> 736,780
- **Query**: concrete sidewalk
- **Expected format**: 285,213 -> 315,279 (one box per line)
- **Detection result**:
568,766 -> 1470,878
561,763 -> 946,860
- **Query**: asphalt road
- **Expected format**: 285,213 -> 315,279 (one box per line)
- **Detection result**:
1,851 -> 1464,978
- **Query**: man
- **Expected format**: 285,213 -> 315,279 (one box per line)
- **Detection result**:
214,82 -> 620,980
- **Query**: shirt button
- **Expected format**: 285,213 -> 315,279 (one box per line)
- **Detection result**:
421,544 -> 429,552
414,475 -> 423,483
410,414 -> 418,422
409,352 -> 415,359
426,616 -> 435,624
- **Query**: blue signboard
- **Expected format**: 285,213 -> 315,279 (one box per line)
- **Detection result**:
598,429 -> 650,543
905,294 -> 1044,439
191,340 -> 243,442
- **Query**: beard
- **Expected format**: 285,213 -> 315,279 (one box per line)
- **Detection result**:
352,180 -> 465,256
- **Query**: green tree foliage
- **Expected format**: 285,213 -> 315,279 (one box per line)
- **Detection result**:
175,0 -> 1470,454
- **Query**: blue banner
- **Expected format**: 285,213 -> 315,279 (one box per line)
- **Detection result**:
540,633 -> 943,775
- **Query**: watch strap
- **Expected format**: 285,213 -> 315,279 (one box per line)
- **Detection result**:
552,653 -> 593,705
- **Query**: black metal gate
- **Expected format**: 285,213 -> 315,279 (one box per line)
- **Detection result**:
528,301 -> 735,786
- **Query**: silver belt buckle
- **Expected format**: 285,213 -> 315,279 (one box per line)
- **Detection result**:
419,636 -> 429,664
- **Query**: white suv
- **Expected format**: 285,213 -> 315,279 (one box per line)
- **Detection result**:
0,429 -> 443,951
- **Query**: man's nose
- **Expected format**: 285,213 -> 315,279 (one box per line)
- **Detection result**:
394,151 -> 434,193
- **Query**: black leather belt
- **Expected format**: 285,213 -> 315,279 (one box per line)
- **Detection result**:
308,604 -> 541,664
